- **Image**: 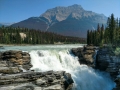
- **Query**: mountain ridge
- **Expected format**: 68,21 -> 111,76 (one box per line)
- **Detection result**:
11,4 -> 107,37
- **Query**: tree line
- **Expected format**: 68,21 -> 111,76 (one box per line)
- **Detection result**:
87,14 -> 120,46
0,26 -> 86,44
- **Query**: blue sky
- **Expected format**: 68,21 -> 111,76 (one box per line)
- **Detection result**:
0,0 -> 119,23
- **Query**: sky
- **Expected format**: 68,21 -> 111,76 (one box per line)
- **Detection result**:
0,0 -> 119,24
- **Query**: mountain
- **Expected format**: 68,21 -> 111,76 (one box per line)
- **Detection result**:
0,23 -> 14,27
11,4 -> 107,37
11,17 -> 48,30
0,24 -> 3,27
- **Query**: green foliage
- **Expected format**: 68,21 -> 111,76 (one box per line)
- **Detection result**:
0,26 -> 86,44
115,47 -> 120,56
87,13 -> 120,46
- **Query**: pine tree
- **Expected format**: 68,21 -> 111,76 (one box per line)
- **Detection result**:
87,30 -> 90,45
100,24 -> 104,44
90,30 -> 93,44
97,23 -> 100,33
92,31 -> 95,45
116,18 -> 119,28
119,18 -> 120,28
107,17 -> 111,28
109,13 -> 116,43
94,30 -> 97,45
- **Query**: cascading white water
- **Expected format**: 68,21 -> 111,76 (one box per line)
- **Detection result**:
30,49 -> 116,90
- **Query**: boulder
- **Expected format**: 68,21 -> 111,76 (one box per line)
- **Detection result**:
36,79 -> 46,86
48,77 -> 54,82
71,46 -> 95,66
0,50 -> 31,71
71,48 -> 82,56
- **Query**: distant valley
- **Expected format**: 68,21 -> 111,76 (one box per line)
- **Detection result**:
11,4 -> 107,38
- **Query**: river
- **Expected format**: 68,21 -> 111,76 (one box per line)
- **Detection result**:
0,44 -> 116,90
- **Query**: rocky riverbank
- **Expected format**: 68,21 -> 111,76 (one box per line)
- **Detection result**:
0,50 -> 74,90
71,45 -> 96,66
71,45 -> 120,90
96,47 -> 120,90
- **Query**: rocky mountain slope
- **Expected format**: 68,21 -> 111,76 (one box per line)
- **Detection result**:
11,4 -> 107,37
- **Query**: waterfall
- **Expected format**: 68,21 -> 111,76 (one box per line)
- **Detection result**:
30,49 -> 115,90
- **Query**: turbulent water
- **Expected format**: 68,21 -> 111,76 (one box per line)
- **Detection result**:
1,44 -> 116,90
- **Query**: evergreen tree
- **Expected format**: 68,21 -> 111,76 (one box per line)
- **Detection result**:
119,18 -> 120,28
109,13 -> 116,43
87,30 -> 90,45
90,30 -> 93,44
0,26 -> 86,44
94,30 -> 97,45
97,23 -> 100,33
92,31 -> 95,45
100,24 -> 104,44
116,18 -> 119,28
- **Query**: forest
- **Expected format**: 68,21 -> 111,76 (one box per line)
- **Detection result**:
87,14 -> 120,46
0,26 -> 86,44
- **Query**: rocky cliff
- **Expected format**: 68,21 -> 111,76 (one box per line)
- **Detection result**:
0,50 -> 74,90
71,46 -> 120,90
71,45 -> 95,66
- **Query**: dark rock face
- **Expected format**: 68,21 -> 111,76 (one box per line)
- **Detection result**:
71,45 -> 95,66
95,49 -> 110,71
72,46 -> 120,89
95,48 -> 120,76
11,4 -> 107,37
0,50 -> 74,90
113,77 -> 120,90
95,48 -> 120,90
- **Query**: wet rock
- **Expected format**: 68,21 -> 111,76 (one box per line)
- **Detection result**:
36,79 -> 46,86
44,84 -> 62,90
64,73 -> 74,89
15,53 -> 22,59
0,67 -> 20,74
113,87 -> 120,90
0,71 -> 74,90
96,54 -> 109,71
22,64 -> 32,70
0,50 -> 31,72
71,45 -> 95,66
114,76 -> 120,90
71,48 -> 82,56
0,61 -> 7,67
0,50 -> 74,90
48,77 -> 54,82
14,86 -> 34,90
46,70 -> 53,75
